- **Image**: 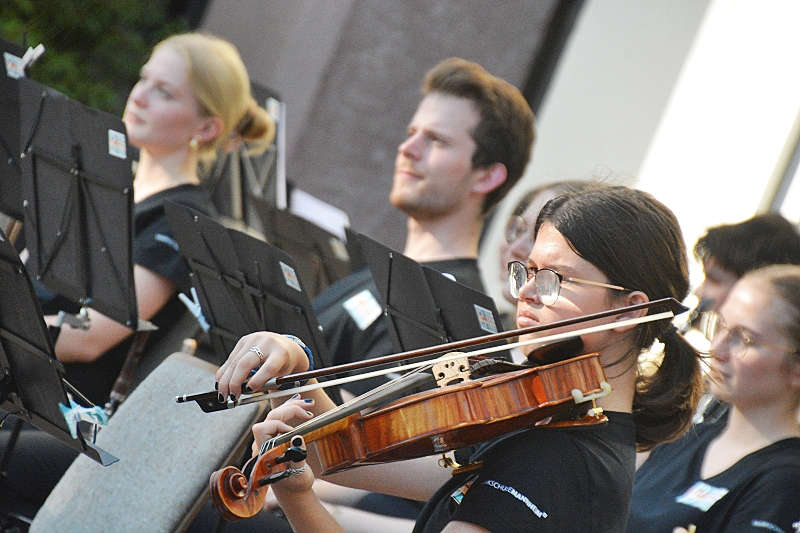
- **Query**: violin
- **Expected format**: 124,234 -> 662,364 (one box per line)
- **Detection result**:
202,298 -> 686,520
210,352 -> 610,521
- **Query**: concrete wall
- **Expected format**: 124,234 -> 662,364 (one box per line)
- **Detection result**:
481,0 -> 711,312
204,0 -> 558,249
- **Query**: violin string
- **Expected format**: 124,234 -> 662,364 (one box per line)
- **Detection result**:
262,362 -> 437,451
244,311 -> 675,406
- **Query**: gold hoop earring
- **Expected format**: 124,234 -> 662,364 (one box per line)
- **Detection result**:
189,137 -> 199,150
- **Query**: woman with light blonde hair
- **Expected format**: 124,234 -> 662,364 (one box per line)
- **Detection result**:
0,32 -> 275,519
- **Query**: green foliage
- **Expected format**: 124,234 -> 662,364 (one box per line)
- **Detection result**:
1,0 -> 188,115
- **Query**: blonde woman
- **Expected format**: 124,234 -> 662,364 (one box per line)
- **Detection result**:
1,32 -> 274,517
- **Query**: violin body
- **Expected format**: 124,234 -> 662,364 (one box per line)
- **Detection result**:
210,352 -> 609,520
315,352 -> 607,468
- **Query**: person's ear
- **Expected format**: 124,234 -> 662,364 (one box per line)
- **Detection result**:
195,116 -> 223,144
612,290 -> 649,332
472,163 -> 507,195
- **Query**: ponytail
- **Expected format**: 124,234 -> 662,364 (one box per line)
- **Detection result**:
633,328 -> 703,451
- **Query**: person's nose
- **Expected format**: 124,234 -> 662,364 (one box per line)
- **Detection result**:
516,271 -> 542,304
129,81 -> 148,108
709,328 -> 731,362
397,132 -> 423,161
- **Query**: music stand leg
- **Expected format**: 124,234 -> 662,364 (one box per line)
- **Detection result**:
0,417 -> 24,478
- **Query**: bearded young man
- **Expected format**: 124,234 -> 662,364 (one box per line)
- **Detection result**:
313,58 -> 535,397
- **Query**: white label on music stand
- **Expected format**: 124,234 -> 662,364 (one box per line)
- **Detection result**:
343,289 -> 382,330
280,261 -> 302,292
4,52 -> 23,79
329,237 -> 349,262
474,304 -> 498,334
108,129 -> 127,159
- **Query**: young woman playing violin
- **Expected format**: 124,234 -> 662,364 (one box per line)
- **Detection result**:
216,185 -> 703,532
628,264 -> 800,533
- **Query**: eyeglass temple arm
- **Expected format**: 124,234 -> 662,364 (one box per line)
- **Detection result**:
566,276 -> 627,292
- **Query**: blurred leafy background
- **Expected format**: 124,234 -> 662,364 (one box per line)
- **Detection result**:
0,0 -> 203,115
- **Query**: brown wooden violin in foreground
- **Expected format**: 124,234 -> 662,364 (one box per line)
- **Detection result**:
210,352 -> 609,520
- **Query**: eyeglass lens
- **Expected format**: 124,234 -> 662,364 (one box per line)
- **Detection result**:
508,262 -> 561,304
504,215 -> 528,244
705,314 -> 750,356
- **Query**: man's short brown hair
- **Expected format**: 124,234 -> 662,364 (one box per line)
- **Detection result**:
423,58 -> 535,214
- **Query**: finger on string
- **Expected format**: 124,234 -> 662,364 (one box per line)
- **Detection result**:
266,396 -> 315,424
252,419 -> 295,452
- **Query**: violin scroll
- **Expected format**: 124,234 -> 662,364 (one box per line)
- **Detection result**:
210,440 -> 306,521
209,466 -> 258,521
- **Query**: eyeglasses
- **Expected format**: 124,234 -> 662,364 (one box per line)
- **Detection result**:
507,260 -> 631,304
504,215 -> 531,244
704,312 -> 798,359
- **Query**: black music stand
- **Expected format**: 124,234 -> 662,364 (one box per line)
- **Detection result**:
253,197 -> 351,299
0,228 -> 116,466
0,38 -> 26,221
164,202 -> 330,370
17,76 -> 139,330
352,232 -> 506,352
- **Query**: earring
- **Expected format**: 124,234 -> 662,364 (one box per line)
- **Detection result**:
189,137 -> 198,150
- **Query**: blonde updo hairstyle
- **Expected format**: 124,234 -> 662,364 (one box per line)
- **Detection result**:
153,33 -> 275,165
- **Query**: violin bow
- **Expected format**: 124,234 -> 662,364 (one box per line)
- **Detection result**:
178,297 -> 685,412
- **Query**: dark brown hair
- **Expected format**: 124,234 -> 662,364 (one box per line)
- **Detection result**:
423,58 -> 535,214
694,214 -> 800,277
536,185 -> 703,450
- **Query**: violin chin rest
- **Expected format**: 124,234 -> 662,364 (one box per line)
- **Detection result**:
536,409 -> 608,429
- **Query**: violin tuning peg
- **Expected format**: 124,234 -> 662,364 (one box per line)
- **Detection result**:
275,443 -> 307,464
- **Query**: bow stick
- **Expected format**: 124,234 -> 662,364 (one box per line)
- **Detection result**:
178,297 -> 684,412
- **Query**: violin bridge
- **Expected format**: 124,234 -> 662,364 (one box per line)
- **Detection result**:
432,353 -> 470,388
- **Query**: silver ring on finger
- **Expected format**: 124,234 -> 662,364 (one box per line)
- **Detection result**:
248,345 -> 265,363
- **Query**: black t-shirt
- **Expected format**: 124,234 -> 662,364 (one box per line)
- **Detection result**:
628,413 -> 800,533
60,184 -> 213,405
313,258 -> 484,396
414,412 -> 636,533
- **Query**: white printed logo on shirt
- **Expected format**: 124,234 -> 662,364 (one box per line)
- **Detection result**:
675,481 -> 729,511
483,480 -> 548,519
343,289 -> 382,330
750,519 -> 786,532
